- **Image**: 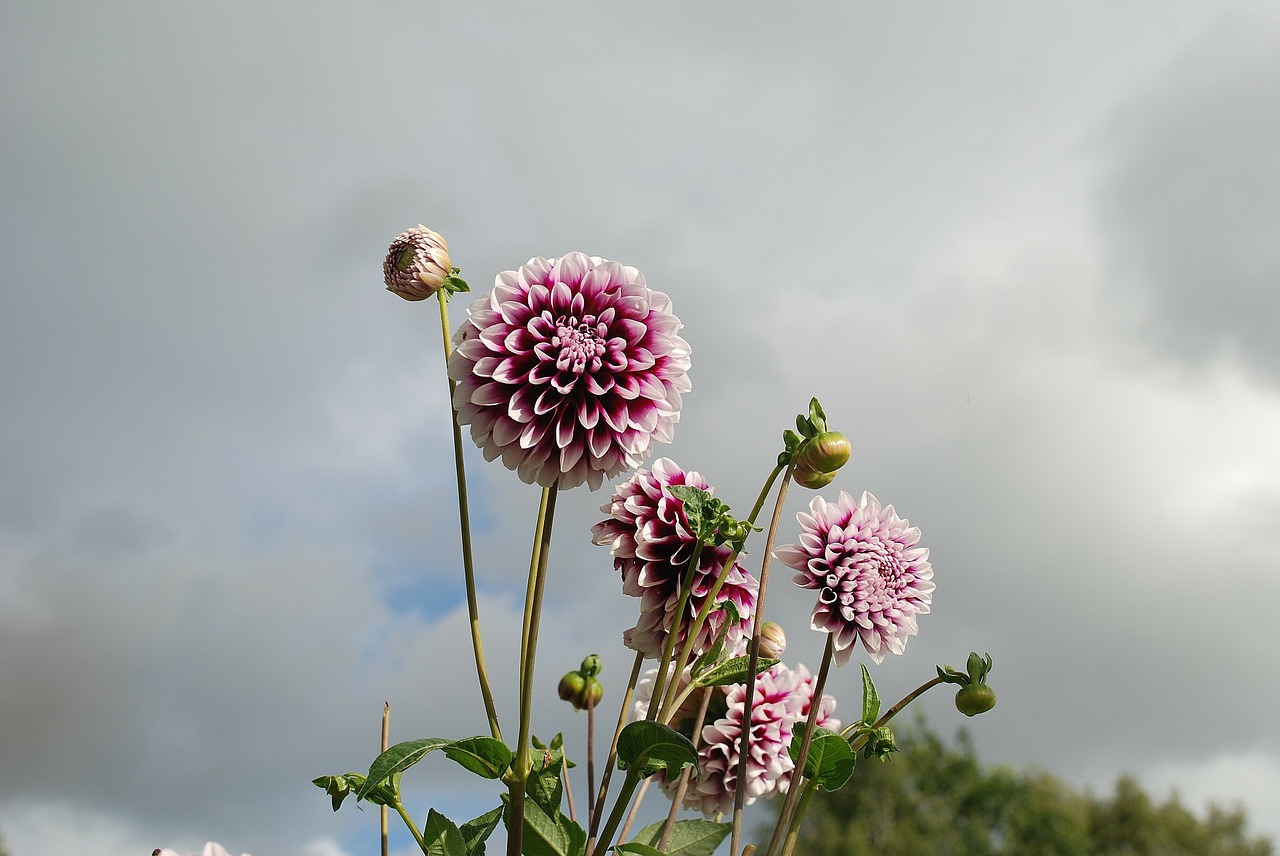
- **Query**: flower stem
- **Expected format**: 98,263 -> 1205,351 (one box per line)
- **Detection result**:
656,463 -> 785,723
594,768 -> 644,856
730,463 -> 793,856
437,291 -> 502,742
779,779 -> 819,856
381,702 -> 390,856
764,633 -> 834,856
394,800 -> 428,855
657,686 -> 714,851
587,683 -> 597,817
587,651 -> 645,852
647,541 -> 705,721
617,778 -> 651,845
509,484 -> 560,856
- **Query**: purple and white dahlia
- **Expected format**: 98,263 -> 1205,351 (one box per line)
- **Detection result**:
681,663 -> 839,817
776,491 -> 934,666
592,458 -> 757,658
448,253 -> 691,490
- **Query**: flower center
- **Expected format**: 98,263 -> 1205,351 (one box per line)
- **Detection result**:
550,314 -> 607,375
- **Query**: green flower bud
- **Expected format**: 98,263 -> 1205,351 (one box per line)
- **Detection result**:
580,654 -> 602,678
793,466 -> 837,489
955,683 -> 997,716
557,670 -> 603,711
793,432 -> 852,475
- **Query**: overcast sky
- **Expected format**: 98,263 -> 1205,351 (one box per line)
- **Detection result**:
3,2 -> 1280,855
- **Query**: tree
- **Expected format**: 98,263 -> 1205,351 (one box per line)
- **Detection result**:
775,721 -> 1272,856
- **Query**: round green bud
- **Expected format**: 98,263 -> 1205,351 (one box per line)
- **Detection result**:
793,432 -> 851,476
793,466 -> 838,490
955,683 -> 997,717
580,653 -> 602,678
558,671 -> 604,711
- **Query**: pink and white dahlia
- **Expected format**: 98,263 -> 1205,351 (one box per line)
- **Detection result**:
681,663 -> 838,817
776,491 -> 934,666
592,458 -> 757,658
448,253 -> 691,490
384,225 -> 451,301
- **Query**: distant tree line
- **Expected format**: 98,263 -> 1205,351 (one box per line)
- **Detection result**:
772,721 -> 1273,856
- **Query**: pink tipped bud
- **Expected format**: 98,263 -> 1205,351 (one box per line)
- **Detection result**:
384,226 -> 451,301
759,621 -> 787,659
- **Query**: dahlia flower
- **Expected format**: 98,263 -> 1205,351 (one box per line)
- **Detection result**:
384,226 -> 451,301
681,663 -> 839,817
448,253 -> 691,490
775,491 -> 934,666
591,458 -> 756,657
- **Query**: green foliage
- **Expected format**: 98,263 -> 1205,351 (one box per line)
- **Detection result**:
626,819 -> 732,856
775,721 -> 1273,856
616,721 -> 699,779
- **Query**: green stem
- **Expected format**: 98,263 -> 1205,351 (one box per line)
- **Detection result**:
437,292 -> 502,742
765,633 -> 834,856
587,651 -> 645,851
730,463 -> 793,856
647,541 -> 705,721
656,463 -> 784,723
658,687 -> 714,851
779,780 -> 819,856
594,769 -> 644,856
394,800 -> 428,855
509,484 -> 560,856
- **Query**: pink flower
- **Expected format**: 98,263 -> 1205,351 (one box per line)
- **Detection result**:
448,254 -> 690,489
776,491 -> 934,666
592,458 -> 757,657
681,663 -> 838,817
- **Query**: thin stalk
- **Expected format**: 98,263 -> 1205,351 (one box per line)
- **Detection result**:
764,633 -> 834,856
381,702 -> 390,856
588,651 -> 645,850
562,754 -> 578,823
646,542 -> 705,721
729,464 -> 793,856
594,769 -> 644,856
617,778 -> 651,845
508,484 -> 560,856
587,685 -> 597,814
656,464 -> 784,723
394,801 -> 427,855
437,292 -> 502,741
779,780 -> 819,856
657,687 -> 714,851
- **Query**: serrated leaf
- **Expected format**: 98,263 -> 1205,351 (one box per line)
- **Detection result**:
693,654 -> 779,688
518,799 -> 585,856
443,737 -> 513,780
422,809 -> 468,856
860,663 -> 881,724
632,819 -> 732,856
525,750 -> 565,818
789,724 -> 856,791
616,721 -> 699,779
614,844 -> 665,856
460,806 -> 503,856
359,738 -> 451,797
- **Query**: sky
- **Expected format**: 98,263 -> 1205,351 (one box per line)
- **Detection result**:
3,2 -> 1280,854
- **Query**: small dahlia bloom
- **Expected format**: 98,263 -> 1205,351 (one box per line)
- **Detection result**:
681,663 -> 838,817
592,458 -> 756,657
776,491 -> 934,666
384,226 -> 451,300
448,253 -> 691,490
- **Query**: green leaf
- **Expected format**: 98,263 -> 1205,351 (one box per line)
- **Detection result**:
789,725 -> 856,791
525,749 -> 565,818
313,774 -> 360,812
616,721 -> 699,779
443,737 -> 514,780
665,485 -> 711,535
359,738 -> 451,797
632,819 -> 732,856
860,663 -> 881,724
614,844 -> 665,856
693,654 -> 779,688
422,808 -> 468,856
517,799 -> 586,856
460,806 -> 503,856
689,603 -> 739,677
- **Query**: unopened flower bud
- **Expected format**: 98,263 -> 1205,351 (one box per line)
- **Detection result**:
580,654 -> 602,678
384,226 -> 451,301
954,683 -> 996,716
793,432 -> 852,477
793,466 -> 837,489
758,622 -> 787,659
557,670 -> 603,711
